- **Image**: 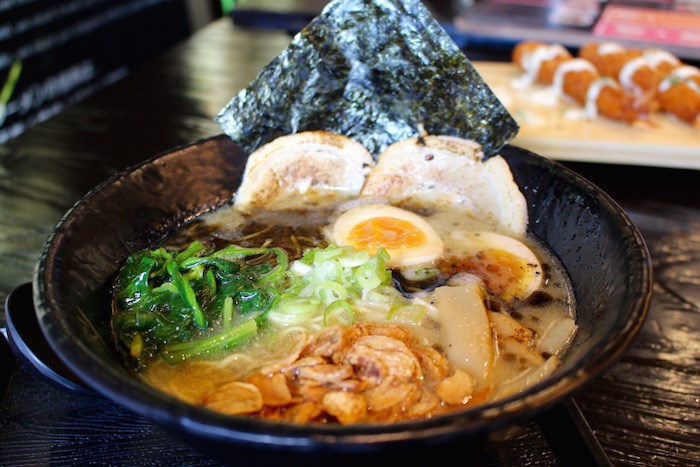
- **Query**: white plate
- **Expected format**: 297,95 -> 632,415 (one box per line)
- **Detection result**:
474,62 -> 700,170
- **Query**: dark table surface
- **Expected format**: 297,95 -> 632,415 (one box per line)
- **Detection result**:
1,14 -> 699,467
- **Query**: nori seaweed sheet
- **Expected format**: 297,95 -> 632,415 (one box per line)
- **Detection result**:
216,0 -> 518,158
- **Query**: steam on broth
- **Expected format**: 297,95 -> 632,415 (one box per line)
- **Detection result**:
111,133 -> 578,425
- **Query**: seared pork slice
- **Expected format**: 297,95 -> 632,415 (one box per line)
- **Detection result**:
343,335 -> 422,385
234,131 -> 374,212
360,135 -> 527,235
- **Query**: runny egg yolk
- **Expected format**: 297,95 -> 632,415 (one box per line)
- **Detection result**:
332,204 -> 444,268
345,217 -> 427,251
444,231 -> 544,301
465,249 -> 537,300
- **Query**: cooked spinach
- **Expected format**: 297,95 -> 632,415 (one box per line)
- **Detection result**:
111,241 -> 287,368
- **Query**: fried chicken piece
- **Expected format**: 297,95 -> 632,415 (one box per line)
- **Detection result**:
513,41 -> 572,85
580,43 -> 684,113
643,48 -> 681,76
617,55 -> 666,111
589,79 -> 641,124
512,41 -> 641,124
578,41 -> 642,78
551,57 -> 640,124
657,66 -> 700,124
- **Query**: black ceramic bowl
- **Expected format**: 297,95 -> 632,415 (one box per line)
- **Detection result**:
33,135 -> 652,464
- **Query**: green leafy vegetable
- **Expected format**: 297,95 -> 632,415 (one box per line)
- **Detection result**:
160,319 -> 258,363
112,241 -> 286,367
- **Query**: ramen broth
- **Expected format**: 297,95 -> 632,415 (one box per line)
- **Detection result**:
117,200 -> 577,424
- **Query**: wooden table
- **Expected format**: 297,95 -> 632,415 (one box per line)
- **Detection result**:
1,15 -> 698,466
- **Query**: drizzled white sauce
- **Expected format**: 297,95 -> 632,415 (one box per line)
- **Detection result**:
563,107 -> 588,121
619,56 -> 648,95
671,65 -> 700,80
552,59 -> 597,97
644,49 -> 680,69
521,44 -> 569,84
506,80 -> 559,108
531,87 -> 560,107
512,73 -> 534,89
585,78 -> 617,119
597,42 -> 625,55
659,65 -> 700,93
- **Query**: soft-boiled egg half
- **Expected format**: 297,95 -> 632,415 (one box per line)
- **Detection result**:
445,231 -> 543,301
331,204 -> 444,268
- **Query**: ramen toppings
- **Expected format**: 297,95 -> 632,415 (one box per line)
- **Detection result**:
111,132 -> 578,425
203,322 -> 482,424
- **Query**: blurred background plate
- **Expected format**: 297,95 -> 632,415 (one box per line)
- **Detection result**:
474,61 -> 700,170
